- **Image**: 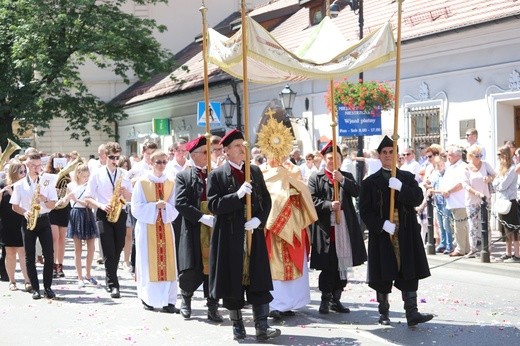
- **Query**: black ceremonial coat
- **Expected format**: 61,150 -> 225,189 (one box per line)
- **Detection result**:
359,168 -> 431,288
206,162 -> 273,301
308,170 -> 367,270
175,167 -> 206,291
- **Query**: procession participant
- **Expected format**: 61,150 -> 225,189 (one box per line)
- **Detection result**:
308,141 -> 367,314
175,136 -> 223,322
165,139 -> 188,180
131,150 -> 179,313
127,141 -> 157,181
359,135 -> 433,327
256,117 -> 318,320
0,161 -> 30,291
210,135 -> 225,167
84,142 -> 132,299
64,164 -> 99,287
207,129 -> 280,341
10,152 -> 58,299
87,144 -> 107,264
45,153 -> 70,278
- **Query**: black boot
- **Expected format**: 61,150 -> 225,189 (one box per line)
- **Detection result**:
330,289 -> 350,313
229,309 -> 246,340
402,291 -> 434,327
253,303 -> 281,341
180,291 -> 192,319
319,292 -> 332,314
207,297 -> 224,322
377,292 -> 391,325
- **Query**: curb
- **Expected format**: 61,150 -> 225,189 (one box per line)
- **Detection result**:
426,252 -> 520,277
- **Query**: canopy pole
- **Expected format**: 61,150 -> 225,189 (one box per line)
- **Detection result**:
241,0 -> 252,255
389,0 -> 403,244
200,1 -> 212,173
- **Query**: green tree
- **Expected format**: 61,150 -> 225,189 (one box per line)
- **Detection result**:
0,0 -> 175,148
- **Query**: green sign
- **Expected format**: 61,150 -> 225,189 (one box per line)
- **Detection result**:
152,118 -> 171,136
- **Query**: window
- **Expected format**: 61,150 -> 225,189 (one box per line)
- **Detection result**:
407,106 -> 441,150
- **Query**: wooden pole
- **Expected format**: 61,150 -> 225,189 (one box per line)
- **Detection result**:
240,0 -> 252,254
326,0 -> 340,225
389,1 -> 403,225
199,1 -> 212,173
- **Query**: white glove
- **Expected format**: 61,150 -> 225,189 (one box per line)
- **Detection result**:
237,182 -> 252,199
199,214 -> 215,228
382,220 -> 396,235
244,217 -> 261,230
388,177 -> 402,191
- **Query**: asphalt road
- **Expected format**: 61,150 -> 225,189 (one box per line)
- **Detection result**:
1,243 -> 519,346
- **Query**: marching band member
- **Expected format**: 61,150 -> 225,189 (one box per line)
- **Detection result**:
85,142 -> 132,299
10,152 -> 58,299
131,150 -> 179,313
175,136 -> 223,322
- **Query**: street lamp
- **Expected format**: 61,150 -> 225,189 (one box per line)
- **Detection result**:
279,84 -> 297,116
222,95 -> 238,128
330,0 -> 359,18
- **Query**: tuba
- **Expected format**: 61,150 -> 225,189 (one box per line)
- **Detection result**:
54,156 -> 83,209
106,173 -> 126,223
27,184 -> 41,231
0,139 -> 22,170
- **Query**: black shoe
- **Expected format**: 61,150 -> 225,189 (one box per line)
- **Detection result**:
142,300 -> 154,311
207,308 -> 224,322
378,314 -> 391,325
406,311 -> 434,327
280,310 -> 295,316
269,309 -> 282,320
330,300 -> 350,313
162,304 -> 179,314
44,288 -> 56,299
32,290 -> 41,300
110,288 -> 120,299
233,322 -> 246,340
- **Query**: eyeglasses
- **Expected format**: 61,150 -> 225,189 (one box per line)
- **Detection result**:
306,158 -> 313,161
107,155 -> 120,160
465,133 -> 473,137
404,153 -> 412,156
154,160 -> 168,165
19,170 -> 26,174
426,155 -> 433,158
474,154 -> 483,158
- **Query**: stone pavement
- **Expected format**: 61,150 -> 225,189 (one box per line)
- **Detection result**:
1,235 -> 519,345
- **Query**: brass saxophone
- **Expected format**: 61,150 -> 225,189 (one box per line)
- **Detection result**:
106,174 -> 126,223
27,184 -> 41,231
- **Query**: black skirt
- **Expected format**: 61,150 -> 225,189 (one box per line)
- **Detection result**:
67,207 -> 99,240
49,204 -> 71,227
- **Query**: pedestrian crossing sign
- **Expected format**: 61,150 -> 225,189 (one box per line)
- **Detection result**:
197,101 -> 221,127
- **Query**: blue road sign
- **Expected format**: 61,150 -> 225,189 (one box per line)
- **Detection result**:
197,101 -> 222,127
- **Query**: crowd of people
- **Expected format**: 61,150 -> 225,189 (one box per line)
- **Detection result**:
1,125 -> 515,340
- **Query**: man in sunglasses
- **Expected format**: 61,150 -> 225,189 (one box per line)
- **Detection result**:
400,147 -> 421,181
85,142 -> 132,298
175,136 -> 223,322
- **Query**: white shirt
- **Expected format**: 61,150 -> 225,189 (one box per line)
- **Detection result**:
166,158 -> 189,180
84,167 -> 133,205
441,159 -> 468,209
400,159 -> 421,177
10,175 -> 59,214
67,181 -> 88,208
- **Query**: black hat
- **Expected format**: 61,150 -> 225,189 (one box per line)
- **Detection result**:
185,136 -> 206,153
219,129 -> 244,147
320,140 -> 341,156
377,135 -> 394,153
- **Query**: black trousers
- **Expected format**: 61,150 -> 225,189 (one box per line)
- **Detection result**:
97,210 -> 127,289
223,288 -> 272,311
368,278 -> 419,294
318,243 -> 347,293
22,215 -> 53,291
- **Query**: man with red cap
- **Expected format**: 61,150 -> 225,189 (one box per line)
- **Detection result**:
175,135 -> 223,322
206,129 -> 280,341
308,140 -> 367,314
359,135 -> 433,327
